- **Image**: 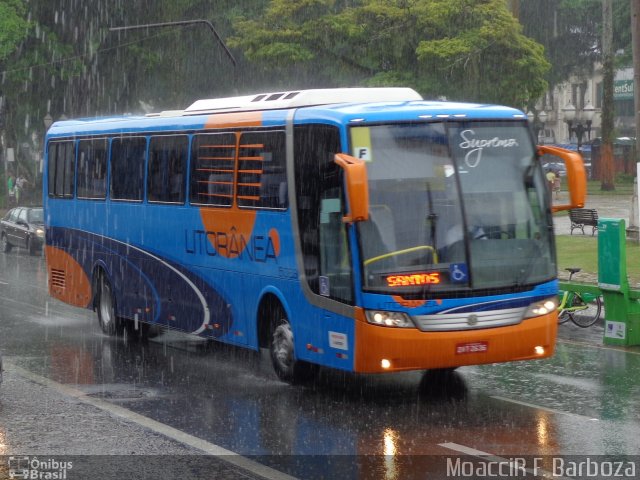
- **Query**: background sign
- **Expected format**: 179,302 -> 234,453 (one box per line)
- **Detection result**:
614,80 -> 634,100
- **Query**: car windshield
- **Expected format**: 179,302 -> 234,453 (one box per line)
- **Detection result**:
28,208 -> 44,223
353,121 -> 555,293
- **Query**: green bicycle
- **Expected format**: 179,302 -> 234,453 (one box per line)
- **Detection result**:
558,267 -> 603,328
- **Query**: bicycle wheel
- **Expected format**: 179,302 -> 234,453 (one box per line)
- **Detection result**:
571,294 -> 602,328
558,308 -> 572,324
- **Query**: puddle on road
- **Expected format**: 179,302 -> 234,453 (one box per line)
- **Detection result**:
81,384 -> 164,402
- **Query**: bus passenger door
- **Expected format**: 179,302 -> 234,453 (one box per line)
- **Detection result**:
318,192 -> 353,303
294,124 -> 355,363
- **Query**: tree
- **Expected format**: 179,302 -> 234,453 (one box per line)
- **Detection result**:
0,1 -> 28,61
519,0 -> 602,89
600,0 -> 616,191
0,0 -> 260,190
230,0 -> 550,107
0,0 -> 30,195
632,0 -> 640,164
0,0 -> 86,185
519,0 -> 632,111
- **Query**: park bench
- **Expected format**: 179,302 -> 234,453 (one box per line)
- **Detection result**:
569,208 -> 598,236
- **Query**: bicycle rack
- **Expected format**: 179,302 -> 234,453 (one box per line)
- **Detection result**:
559,218 -> 640,346
596,218 -> 640,346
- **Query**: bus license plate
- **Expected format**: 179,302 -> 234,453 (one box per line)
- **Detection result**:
456,341 -> 488,354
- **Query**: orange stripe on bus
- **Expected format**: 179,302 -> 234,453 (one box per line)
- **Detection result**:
199,208 -> 257,258
204,112 -> 263,129
268,228 -> 281,257
45,245 -> 92,308
391,296 -> 427,308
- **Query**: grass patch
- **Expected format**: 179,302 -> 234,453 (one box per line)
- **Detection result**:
555,236 -> 598,274
556,235 -> 640,285
587,180 -> 635,196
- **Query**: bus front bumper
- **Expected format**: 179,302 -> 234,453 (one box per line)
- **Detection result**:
353,309 -> 557,373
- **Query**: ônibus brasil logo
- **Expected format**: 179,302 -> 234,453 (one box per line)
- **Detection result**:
8,456 -> 73,479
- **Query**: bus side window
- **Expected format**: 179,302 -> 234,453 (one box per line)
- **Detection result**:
110,137 -> 146,201
77,139 -> 107,199
190,133 -> 236,207
238,131 -> 287,209
148,136 -> 188,204
48,141 -> 75,198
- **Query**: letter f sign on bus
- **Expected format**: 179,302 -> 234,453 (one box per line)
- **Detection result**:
357,147 -> 370,160
351,127 -> 373,162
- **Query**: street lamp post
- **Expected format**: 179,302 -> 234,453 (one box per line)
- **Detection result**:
43,113 -> 53,131
40,113 -> 54,183
527,110 -> 548,144
562,101 -> 595,153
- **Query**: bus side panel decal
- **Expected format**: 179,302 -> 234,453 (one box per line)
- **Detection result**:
199,209 -> 258,258
47,228 -> 236,338
45,245 -> 92,308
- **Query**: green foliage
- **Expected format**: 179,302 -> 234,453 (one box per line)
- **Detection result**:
229,0 -> 550,106
413,0 -> 550,105
0,0 -> 28,61
519,0 -> 632,91
612,0 -> 632,67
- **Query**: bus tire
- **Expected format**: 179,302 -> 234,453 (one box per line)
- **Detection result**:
96,274 -> 123,336
419,368 -> 466,400
268,306 -> 316,384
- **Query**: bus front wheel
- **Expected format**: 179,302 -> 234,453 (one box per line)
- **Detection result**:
96,274 -> 123,336
268,307 -> 316,384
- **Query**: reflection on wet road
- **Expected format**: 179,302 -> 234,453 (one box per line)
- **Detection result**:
1,251 -> 640,478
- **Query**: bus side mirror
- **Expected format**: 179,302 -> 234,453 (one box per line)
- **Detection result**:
334,153 -> 369,223
538,145 -> 587,213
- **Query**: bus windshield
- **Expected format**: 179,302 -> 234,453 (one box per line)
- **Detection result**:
353,121 -> 555,293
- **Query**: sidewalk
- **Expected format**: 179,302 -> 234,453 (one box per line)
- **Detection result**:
557,314 -> 605,345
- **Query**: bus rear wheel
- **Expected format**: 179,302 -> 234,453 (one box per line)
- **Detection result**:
268,307 -> 316,384
96,274 -> 123,336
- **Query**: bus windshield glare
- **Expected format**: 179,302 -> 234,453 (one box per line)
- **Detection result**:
353,121 -> 554,293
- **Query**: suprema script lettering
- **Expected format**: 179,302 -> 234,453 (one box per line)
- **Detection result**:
458,129 -> 519,169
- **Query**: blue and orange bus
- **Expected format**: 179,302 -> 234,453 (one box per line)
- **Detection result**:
43,88 -> 586,383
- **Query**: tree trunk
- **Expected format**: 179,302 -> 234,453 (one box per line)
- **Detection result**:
632,0 -> 640,164
600,0 -> 615,191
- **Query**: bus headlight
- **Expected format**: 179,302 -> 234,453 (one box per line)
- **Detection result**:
524,297 -> 558,318
365,310 -> 415,328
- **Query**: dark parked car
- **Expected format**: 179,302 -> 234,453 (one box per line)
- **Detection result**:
1,206 -> 44,255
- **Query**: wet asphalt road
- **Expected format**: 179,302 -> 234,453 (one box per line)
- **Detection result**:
1,245 -> 640,479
